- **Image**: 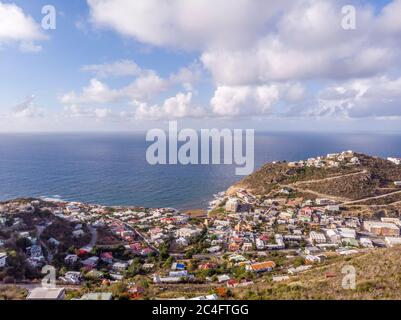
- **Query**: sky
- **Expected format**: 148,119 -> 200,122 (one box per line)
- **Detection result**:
1,0 -> 401,132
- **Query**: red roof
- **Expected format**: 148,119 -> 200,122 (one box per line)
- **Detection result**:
100,252 -> 113,260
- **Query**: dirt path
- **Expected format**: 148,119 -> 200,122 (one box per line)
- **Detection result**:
291,170 -> 368,186
343,190 -> 401,205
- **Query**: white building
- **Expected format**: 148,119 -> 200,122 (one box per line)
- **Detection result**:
309,231 -> 326,244
27,287 -> 66,300
175,227 -> 202,240
225,198 -> 240,213
388,157 -> 401,165
385,237 -> 401,247
360,238 -> 373,248
324,229 -> 341,244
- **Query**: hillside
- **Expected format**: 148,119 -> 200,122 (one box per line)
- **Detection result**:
233,246 -> 401,300
228,153 -> 401,204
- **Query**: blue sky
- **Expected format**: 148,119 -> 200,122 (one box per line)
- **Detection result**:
1,0 -> 401,132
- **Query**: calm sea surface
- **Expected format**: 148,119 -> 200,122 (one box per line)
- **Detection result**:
0,132 -> 400,209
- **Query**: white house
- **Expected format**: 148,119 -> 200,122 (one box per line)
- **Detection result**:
225,199 -> 240,213
309,231 -> 326,244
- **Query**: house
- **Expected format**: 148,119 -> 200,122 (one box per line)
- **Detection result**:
255,238 -> 265,250
169,270 -> 188,277
227,279 -> 239,288
217,274 -> 231,283
171,262 -> 186,271
176,237 -> 189,247
324,229 -> 341,243
60,271 -> 82,285
27,287 -> 66,300
381,218 -> 401,227
0,252 -> 7,268
305,255 -> 322,264
246,261 -> 276,273
112,262 -> 128,272
175,227 -> 202,240
288,265 -> 312,275
100,252 -> 114,264
339,228 -> 357,239
326,205 -> 340,212
73,229 -> 85,238
360,237 -> 373,248
153,275 -> 183,284
207,246 -> 221,253
64,254 -> 79,264
364,221 -> 400,236
82,256 -> 99,268
188,294 -> 218,301
385,237 -> 401,247
273,276 -> 290,282
28,245 -> 43,259
309,231 -> 326,244
225,199 -> 240,213
198,263 -> 217,270
48,238 -> 60,247
142,263 -> 155,270
242,242 -> 253,251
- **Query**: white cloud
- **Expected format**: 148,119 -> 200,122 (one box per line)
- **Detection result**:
87,0 -> 288,50
211,85 -> 279,117
134,92 -> 205,120
81,0 -> 401,121
311,77 -> 401,118
64,104 -> 119,121
123,71 -> 169,100
82,60 -> 142,78
60,79 -> 121,104
0,2 -> 46,52
61,61 -> 199,106
12,95 -> 44,118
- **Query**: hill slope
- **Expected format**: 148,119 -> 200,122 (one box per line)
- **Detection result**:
228,153 -> 401,203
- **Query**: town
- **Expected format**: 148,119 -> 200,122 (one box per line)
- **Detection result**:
1,151 -> 401,300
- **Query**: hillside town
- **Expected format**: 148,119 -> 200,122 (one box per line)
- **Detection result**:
1,151 -> 401,300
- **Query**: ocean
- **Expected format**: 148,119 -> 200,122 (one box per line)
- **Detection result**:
0,132 -> 400,209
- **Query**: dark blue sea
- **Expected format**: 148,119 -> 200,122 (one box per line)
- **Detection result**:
0,132 -> 400,209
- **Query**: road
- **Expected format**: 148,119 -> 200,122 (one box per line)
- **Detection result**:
121,221 -> 161,255
343,190 -> 401,205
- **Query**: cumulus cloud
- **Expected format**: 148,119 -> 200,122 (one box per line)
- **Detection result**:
210,85 -> 280,117
60,79 -> 121,104
87,0 -> 289,50
61,60 -> 201,109
202,0 -> 401,85
311,77 -> 401,118
73,0 -> 401,122
0,2 -> 46,52
134,92 -> 206,120
12,95 -> 44,118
